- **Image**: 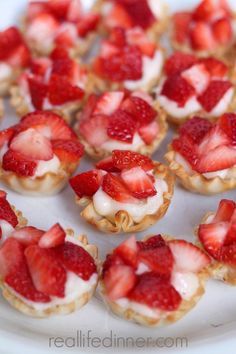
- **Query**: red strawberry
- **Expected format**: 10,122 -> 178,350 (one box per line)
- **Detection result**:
52,139 -> 84,163
121,96 -> 156,126
48,74 -> 84,105
213,199 -> 236,223
199,57 -> 228,78
192,0 -> 229,21
219,243 -> 236,266
66,0 -> 83,22
0,238 -> 24,279
219,113 -> 236,144
138,235 -> 166,250
48,0 -> 70,20
161,75 -> 195,107
30,57 -> 52,77
212,18 -> 232,45
11,227 -> 44,246
128,272 -> 181,311
190,21 -> 216,50
79,94 -> 99,121
102,173 -> 137,203
26,13 -> 59,44
122,0 -> 155,30
0,127 -> 15,148
77,13 -> 100,37
95,156 -> 119,172
172,135 -> 199,167
196,145 -> 236,173
164,52 -> 197,76
121,167 -> 156,199
0,197 -> 18,228
2,150 -> 37,177
55,241 -> 96,280
110,27 -> 126,47
112,150 -> 154,171
105,3 -> 132,29
107,110 -> 137,143
27,1 -> 50,21
103,264 -> 136,300
114,235 -> 138,267
198,222 -> 229,258
79,114 -> 109,147
50,46 -> 69,60
197,125 -> 229,156
93,92 -> 124,116
198,80 -> 232,112
6,44 -> 31,68
0,27 -> 25,61
169,240 -> 211,272
179,116 -> 212,144
69,170 -> 102,198
28,76 -> 48,110
25,245 -> 66,297
0,190 -> 6,199
38,223 -> 66,248
102,253 -> 124,277
181,64 -> 210,94
138,120 -> 159,144
224,219 -> 236,245
55,23 -> 77,48
173,12 -> 192,44
126,27 -> 156,57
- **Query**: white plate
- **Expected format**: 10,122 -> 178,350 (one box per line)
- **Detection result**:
0,1 -> 236,353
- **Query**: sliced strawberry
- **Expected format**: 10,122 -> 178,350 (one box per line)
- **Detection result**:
190,21 -> 216,50
126,27 -> 156,57
122,0 -> 155,30
0,127 -> 15,149
114,235 -> 138,267
173,12 -> 192,44
2,150 -> 37,177
48,0 -> 71,20
121,167 -> 156,199
27,1 -> 50,21
11,227 -> 44,246
31,57 -> 52,77
0,27 -> 25,61
196,145 -> 236,173
121,96 -> 156,126
197,125 -> 229,155
138,120 -> 159,144
52,139 -> 84,163
66,0 -> 83,22
112,150 -> 154,171
102,253 -> 124,277
198,222 -> 229,258
105,3 -> 132,29
69,170 -> 102,198
56,241 -> 96,280
95,156 -> 119,173
192,0 -> 230,21
179,116 -> 212,144
79,114 -> 109,147
48,74 -> 84,105
224,219 -> 236,245
169,240 -> 211,272
181,64 -> 210,94
39,223 -> 65,248
0,238 -> 24,279
199,57 -> 228,78
0,197 -> 18,228
103,264 -> 136,300
27,76 -> 48,110
138,235 -> 166,250
128,272 -> 181,311
102,173 -> 137,203
161,75 -> 195,107
164,52 -> 197,76
79,94 -> 99,121
198,80 -> 232,112
55,23 -> 77,48
0,190 -> 6,199
213,199 -> 236,223
219,243 -> 236,266
25,245 -> 66,297
26,13 -> 59,44
131,90 -> 153,105
7,44 -> 31,68
212,17 -> 232,45
10,128 -> 53,161
107,110 -> 137,143
219,113 -> 236,144
172,135 -> 199,167
93,92 -> 124,116
77,13 -> 100,38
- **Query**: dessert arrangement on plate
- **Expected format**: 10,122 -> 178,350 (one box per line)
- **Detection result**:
0,0 -> 235,330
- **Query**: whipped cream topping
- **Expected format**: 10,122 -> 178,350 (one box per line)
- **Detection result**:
101,132 -> 145,152
0,62 -> 13,81
0,220 -> 15,244
171,271 -> 199,300
34,154 -> 61,178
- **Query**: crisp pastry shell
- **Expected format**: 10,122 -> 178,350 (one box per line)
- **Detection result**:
165,148 -> 236,195
99,234 -> 209,327
76,102 -> 168,160
76,162 -> 175,234
0,233 -> 99,317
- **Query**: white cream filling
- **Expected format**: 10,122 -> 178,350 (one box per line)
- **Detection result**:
171,271 -> 199,300
101,132 -> 145,152
33,154 -> 61,178
93,178 -> 168,223
0,220 -> 15,245
206,87 -> 234,117
147,0 -> 165,19
0,62 -> 12,81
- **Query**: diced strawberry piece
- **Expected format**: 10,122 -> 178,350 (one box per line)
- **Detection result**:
48,74 -> 84,105
10,128 -> 53,161
219,243 -> 236,266
0,190 -> 7,199
102,173 -> 138,203
114,235 -> 138,267
25,245 -> 66,297
110,27 -> 126,47
79,94 -> 99,121
11,227 -> 44,246
50,46 -> 69,61
52,139 -> 84,163
138,235 -> 166,250
0,127 -> 15,149
192,0 -> 231,22
121,167 -> 156,199
55,241 -> 96,280
182,64 -> 210,94
39,223 -> 65,249
27,1 -> 50,21
139,120 -> 159,144
128,272 -> 181,311
107,110 -> 137,143
169,239 -> 211,272
0,197 -> 18,228
77,13 -> 100,38
131,90 -> 153,105
27,76 -> 48,110
172,135 -> 199,167
48,0 -> 71,20
161,75 -> 195,107
122,0 -> 155,30
0,238 -> 24,279
212,17 -> 232,45
94,92 -> 124,116
199,57 -> 228,78
121,96 -> 156,126
219,113 -> 236,144
198,221 -> 229,258
198,80 -> 232,112
105,3 -> 132,29
31,57 -> 52,77
112,150 -> 154,171
95,156 -> 119,173
224,219 -> 236,245
79,114 -> 109,147
51,53 -> 77,82
6,44 -> 31,68
196,145 -> 236,173
179,116 -> 212,144
126,27 -> 156,57
102,253 -> 124,277
173,12 -> 192,44
2,150 -> 37,177
213,199 -> 236,222
103,264 -> 137,300
190,21 -> 216,50
0,27 -> 25,61
69,170 -> 102,198
197,125 -> 229,155
66,0 -> 83,22
55,23 -> 77,48
26,13 -> 59,44
164,52 -> 197,76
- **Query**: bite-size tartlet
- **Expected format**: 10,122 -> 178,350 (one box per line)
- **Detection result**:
0,110 -> 84,196
100,234 -> 210,327
91,27 -> 164,92
165,114 -> 236,195
70,150 -> 174,233
155,52 -> 235,125
170,0 -> 236,58
10,47 -> 87,123
22,0 -> 100,57
75,90 -> 167,159
0,223 -> 98,317
197,199 -> 236,285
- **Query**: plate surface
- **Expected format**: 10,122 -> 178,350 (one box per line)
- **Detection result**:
0,1 -> 236,353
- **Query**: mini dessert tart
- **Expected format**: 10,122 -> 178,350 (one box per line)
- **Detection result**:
197,199 -> 236,285
10,47 -> 87,124
165,114 -> 236,195
75,90 -> 167,159
0,110 -> 84,196
100,234 -> 210,327
0,223 -> 98,317
91,27 -> 164,92
170,0 -> 236,58
155,52 -> 235,124
22,0 -> 100,57
99,0 -> 168,38
70,150 -> 174,233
